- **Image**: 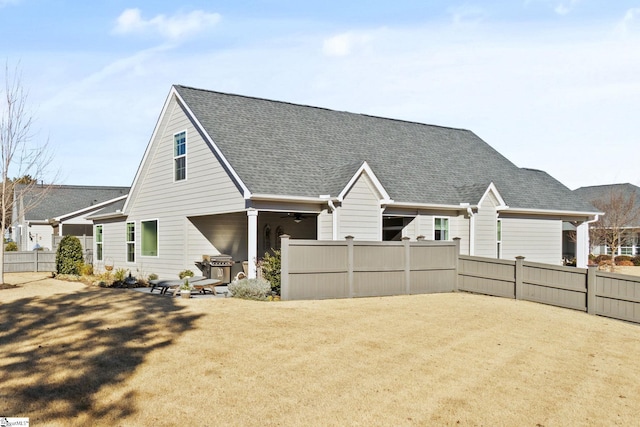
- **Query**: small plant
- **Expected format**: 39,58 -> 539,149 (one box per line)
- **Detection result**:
633,256 -> 640,267
179,269 -> 194,279
80,264 -> 93,276
148,273 -> 159,281
114,268 -> 127,282
55,235 -> 84,275
180,278 -> 191,291
5,241 -> 18,251
260,250 -> 281,295
228,278 -> 271,301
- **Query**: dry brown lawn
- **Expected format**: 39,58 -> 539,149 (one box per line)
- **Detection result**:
1,272 -> 640,426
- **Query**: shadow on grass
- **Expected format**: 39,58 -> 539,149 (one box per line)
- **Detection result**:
0,285 -> 201,423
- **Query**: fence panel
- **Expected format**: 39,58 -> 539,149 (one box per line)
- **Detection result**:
521,262 -> 588,311
458,256 -> 515,298
281,237 -> 458,300
594,271 -> 640,324
4,251 -> 56,272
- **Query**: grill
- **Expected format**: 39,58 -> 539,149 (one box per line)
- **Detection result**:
195,254 -> 234,284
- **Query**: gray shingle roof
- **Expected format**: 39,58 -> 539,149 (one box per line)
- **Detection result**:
18,185 -> 130,221
175,85 -> 597,213
574,183 -> 640,225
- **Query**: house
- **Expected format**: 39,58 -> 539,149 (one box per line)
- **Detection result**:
90,85 -> 600,280
11,184 -> 129,251
573,183 -> 640,256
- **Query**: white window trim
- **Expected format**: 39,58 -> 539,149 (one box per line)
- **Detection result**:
95,225 -> 104,261
173,130 -> 187,182
497,218 -> 503,258
126,221 -> 136,263
140,218 -> 160,258
433,216 -> 450,241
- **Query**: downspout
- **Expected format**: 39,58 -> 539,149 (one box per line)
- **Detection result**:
467,206 -> 475,256
328,200 -> 338,241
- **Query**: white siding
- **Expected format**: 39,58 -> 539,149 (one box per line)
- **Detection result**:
502,217 -> 563,265
450,215 -> 470,255
338,174 -> 382,241
101,95 -> 249,279
402,213 -> 469,254
317,209 -> 333,240
99,220 -> 127,271
24,224 -> 52,251
475,192 -> 499,258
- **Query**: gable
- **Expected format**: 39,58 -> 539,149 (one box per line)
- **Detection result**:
124,93 -> 246,218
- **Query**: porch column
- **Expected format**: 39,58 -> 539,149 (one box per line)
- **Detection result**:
247,209 -> 258,278
576,222 -> 589,268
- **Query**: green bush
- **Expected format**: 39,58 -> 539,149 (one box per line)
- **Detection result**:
260,250 -> 281,295
228,278 -> 271,300
5,241 -> 18,251
55,235 -> 84,275
633,256 -> 640,267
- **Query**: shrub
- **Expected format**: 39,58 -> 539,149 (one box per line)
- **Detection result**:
593,254 -> 611,264
114,268 -> 127,282
633,256 -> 640,267
80,263 -> 93,276
260,250 -> 281,295
618,260 -> 635,266
228,278 -> 271,301
179,269 -> 194,279
55,235 -> 84,275
5,241 -> 18,251
148,273 -> 159,281
615,255 -> 633,264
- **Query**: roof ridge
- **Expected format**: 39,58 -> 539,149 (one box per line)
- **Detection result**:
174,84 -> 473,133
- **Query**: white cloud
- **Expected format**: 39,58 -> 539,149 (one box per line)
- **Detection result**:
525,0 -> 581,16
112,8 -> 221,41
322,32 -> 373,57
449,5 -> 487,25
617,8 -> 640,33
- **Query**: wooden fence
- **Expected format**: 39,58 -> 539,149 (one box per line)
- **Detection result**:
3,251 -> 56,273
281,236 -> 640,325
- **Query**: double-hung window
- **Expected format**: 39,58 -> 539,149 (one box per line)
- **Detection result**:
434,217 -> 449,241
141,220 -> 158,257
95,225 -> 103,261
174,131 -> 187,181
126,222 -> 135,263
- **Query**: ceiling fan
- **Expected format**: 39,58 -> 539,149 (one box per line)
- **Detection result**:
281,213 -> 311,223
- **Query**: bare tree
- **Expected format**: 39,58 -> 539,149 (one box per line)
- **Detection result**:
589,187 -> 640,266
0,63 -> 56,283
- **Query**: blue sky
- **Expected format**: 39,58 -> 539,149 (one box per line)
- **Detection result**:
1,0 -> 639,189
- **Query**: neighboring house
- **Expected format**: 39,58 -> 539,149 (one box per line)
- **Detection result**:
573,183 -> 640,256
90,85 -> 600,279
11,184 -> 129,251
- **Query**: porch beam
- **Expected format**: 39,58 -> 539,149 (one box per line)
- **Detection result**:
576,222 -> 589,268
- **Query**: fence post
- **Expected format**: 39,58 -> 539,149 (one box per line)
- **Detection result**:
346,236 -> 354,298
515,256 -> 525,300
403,237 -> 411,295
453,238 -> 461,292
587,266 -> 597,314
280,234 -> 290,301
34,250 -> 39,272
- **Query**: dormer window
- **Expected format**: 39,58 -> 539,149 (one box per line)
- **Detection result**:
174,131 -> 187,181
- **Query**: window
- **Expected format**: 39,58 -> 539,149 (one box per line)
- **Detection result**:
141,220 -> 158,256
174,131 -> 186,181
434,217 -> 449,241
95,225 -> 103,261
497,219 -> 502,258
126,222 -> 135,263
